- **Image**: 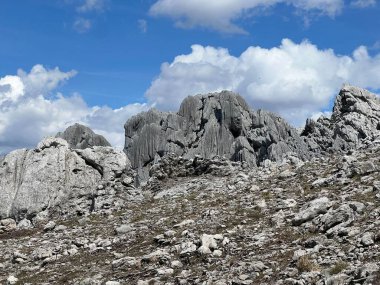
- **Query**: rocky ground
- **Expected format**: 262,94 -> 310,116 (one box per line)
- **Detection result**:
1,141 -> 380,284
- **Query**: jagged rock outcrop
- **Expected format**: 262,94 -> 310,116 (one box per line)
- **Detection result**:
0,137 -> 132,221
56,123 -> 111,149
124,91 -> 310,181
302,85 -> 380,153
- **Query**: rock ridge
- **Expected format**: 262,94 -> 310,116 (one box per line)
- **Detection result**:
124,90 -> 310,181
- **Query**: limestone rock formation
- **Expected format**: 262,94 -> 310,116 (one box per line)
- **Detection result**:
124,91 -> 310,180
56,123 -> 111,149
302,85 -> 380,153
0,137 -> 132,220
2,132 -> 380,284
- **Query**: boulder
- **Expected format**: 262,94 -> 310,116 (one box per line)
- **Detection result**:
0,137 -> 130,220
292,197 -> 332,226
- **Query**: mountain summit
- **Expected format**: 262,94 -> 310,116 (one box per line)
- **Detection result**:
124,91 -> 310,181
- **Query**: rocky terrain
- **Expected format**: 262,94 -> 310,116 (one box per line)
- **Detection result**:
0,85 -> 380,284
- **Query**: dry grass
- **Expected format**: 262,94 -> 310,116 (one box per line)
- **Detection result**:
329,260 -> 348,275
296,255 -> 320,272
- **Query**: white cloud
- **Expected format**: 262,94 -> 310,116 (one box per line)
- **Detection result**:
73,18 -> 92,33
146,39 -> 380,126
67,0 -> 108,33
77,0 -> 107,13
149,0 -> 344,33
351,0 -> 376,8
17,64 -> 77,97
83,104 -> 150,147
0,65 -> 147,154
0,76 -> 24,105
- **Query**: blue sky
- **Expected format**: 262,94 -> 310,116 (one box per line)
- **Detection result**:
0,0 -> 380,152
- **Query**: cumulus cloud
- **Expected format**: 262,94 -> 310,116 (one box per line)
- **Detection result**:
149,0 -> 344,33
351,0 -> 376,8
0,65 -> 147,154
18,64 -> 77,97
146,39 -> 380,126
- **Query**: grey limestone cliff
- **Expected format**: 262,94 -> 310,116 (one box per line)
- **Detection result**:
124,91 -> 310,180
56,123 -> 111,149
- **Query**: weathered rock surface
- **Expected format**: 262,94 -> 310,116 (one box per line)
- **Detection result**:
56,123 -> 111,149
302,85 -> 380,153
124,91 -> 310,181
1,136 -> 380,284
0,137 -> 133,221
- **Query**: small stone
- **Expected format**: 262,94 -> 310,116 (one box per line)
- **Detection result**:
17,219 -> 33,230
105,282 -> 120,285
156,267 -> 174,276
171,260 -> 183,268
1,218 -> 16,232
198,234 -> 218,255
43,221 -> 56,232
115,224 -> 134,234
292,249 -> 307,261
7,275 -> 18,285
55,224 -> 67,232
78,217 -> 91,226
173,219 -> 195,228
179,241 -> 197,256
361,232 -> 375,246
74,237 -> 89,247
164,230 -> 176,237
222,237 -> 230,246
32,248 -> 53,261
239,274 -> 249,280
279,169 -> 296,178
112,257 -> 138,269
89,243 -> 97,252
13,251 -> 29,263
122,176 -> 133,185
68,248 -> 78,256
